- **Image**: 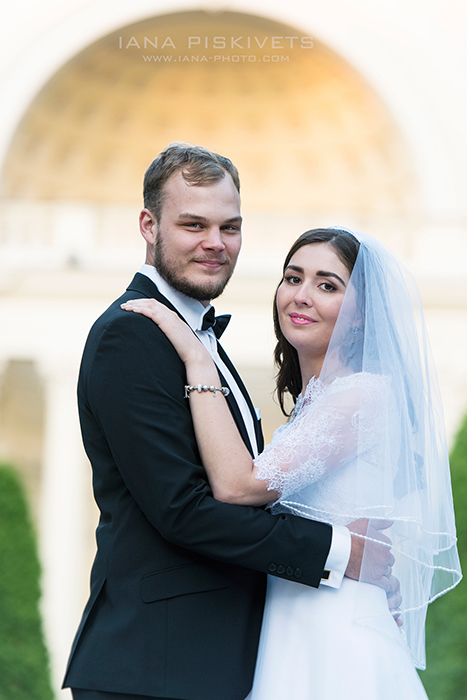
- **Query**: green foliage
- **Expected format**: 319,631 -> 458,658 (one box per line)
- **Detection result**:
420,417 -> 467,699
0,464 -> 54,700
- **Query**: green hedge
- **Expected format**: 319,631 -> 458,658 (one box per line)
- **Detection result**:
420,416 -> 467,698
0,464 -> 53,700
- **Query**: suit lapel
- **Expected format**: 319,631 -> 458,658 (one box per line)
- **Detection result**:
125,274 -> 264,456
214,365 -> 256,458
216,343 -> 264,455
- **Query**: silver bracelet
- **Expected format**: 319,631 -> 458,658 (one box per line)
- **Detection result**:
184,384 -> 230,398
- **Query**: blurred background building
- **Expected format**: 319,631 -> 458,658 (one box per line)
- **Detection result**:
1,1 -> 466,696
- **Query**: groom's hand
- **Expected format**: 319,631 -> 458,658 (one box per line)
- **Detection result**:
344,518 -> 403,626
345,518 -> 396,586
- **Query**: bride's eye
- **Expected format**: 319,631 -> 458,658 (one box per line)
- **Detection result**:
319,281 -> 337,292
284,275 -> 301,285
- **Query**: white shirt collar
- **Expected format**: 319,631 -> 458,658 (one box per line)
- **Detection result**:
139,264 -> 212,332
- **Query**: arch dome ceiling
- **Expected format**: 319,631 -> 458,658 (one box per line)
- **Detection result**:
2,10 -> 415,215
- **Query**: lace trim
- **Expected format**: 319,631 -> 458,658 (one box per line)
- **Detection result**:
254,372 -> 389,503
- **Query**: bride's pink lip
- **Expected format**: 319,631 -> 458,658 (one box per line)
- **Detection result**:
289,313 -> 316,325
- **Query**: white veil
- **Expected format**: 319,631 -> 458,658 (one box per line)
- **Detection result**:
275,228 -> 462,669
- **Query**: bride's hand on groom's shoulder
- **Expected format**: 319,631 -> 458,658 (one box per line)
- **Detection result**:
121,299 -> 210,366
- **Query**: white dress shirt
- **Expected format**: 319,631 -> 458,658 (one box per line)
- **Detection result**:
138,264 -> 350,588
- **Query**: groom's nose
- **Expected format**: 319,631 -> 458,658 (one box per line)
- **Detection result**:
201,227 -> 226,251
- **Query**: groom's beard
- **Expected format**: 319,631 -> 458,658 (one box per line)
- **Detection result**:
153,235 -> 236,301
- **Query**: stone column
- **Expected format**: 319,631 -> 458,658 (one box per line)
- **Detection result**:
38,358 -> 90,698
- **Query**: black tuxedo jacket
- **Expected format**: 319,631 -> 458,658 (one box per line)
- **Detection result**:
63,273 -> 332,700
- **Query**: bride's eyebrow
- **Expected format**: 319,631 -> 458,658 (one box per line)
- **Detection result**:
286,264 -> 346,287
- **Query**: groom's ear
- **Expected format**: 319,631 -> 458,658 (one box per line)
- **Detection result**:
139,208 -> 158,262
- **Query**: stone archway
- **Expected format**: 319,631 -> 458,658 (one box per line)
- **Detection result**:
1,10 -> 416,223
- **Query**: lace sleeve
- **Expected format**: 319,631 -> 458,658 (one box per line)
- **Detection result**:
254,373 -> 389,501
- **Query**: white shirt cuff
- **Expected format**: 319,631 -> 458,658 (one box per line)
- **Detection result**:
320,525 -> 351,588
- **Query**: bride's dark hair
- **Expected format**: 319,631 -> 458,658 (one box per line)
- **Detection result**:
274,228 -> 360,415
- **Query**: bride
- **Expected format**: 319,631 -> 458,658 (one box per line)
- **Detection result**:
122,228 -> 461,698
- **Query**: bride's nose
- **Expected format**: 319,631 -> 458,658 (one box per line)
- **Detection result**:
293,284 -> 313,306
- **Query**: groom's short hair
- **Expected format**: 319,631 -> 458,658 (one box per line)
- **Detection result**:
143,142 -> 240,221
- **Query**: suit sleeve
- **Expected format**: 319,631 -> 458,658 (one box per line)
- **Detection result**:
81,307 -> 332,588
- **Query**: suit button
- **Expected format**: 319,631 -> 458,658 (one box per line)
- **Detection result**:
294,568 -> 303,579
277,565 -> 285,574
286,566 -> 294,576
268,563 -> 277,572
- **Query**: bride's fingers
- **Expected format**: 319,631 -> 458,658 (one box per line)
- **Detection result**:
121,299 -> 175,323
121,298 -> 164,311
121,299 -> 210,365
121,299 -> 195,345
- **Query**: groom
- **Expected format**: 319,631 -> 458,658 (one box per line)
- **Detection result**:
63,143 -> 393,700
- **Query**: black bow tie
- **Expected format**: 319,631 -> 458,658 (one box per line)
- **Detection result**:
201,306 -> 231,338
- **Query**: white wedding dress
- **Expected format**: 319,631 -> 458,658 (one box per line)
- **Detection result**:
246,373 -> 429,700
